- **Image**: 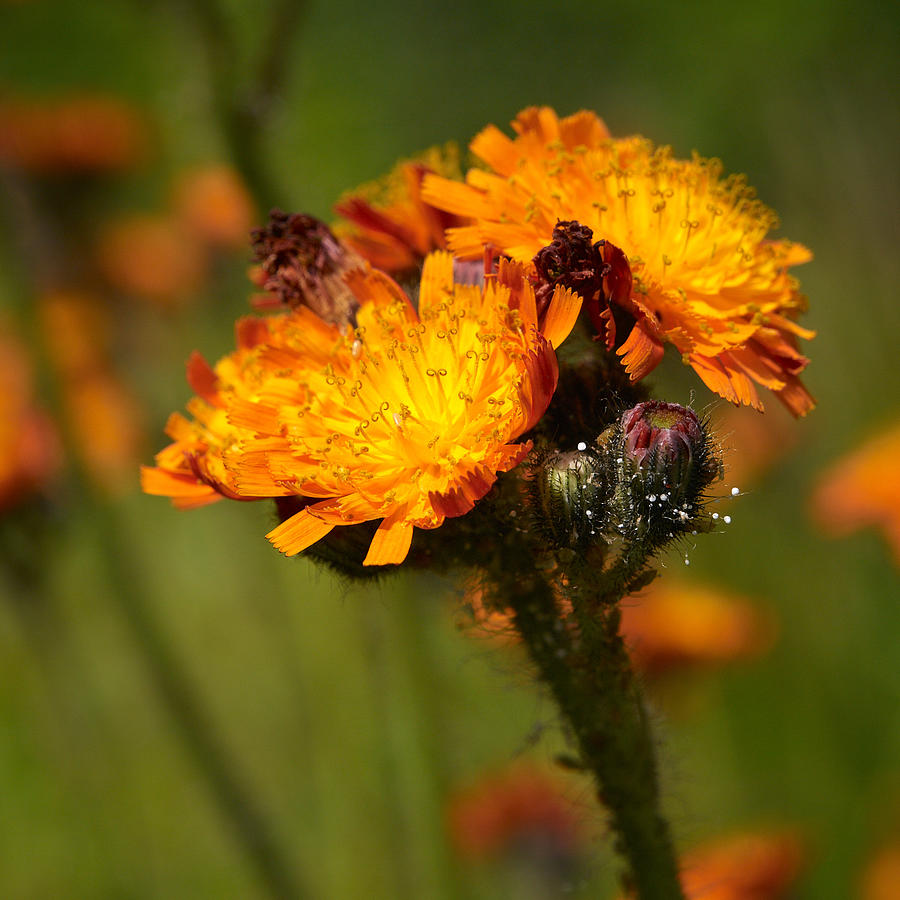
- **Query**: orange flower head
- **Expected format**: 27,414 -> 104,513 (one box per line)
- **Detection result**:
172,165 -> 255,250
860,842 -> 900,900
422,107 -> 815,416
334,144 -> 469,275
97,214 -> 208,306
621,579 -> 776,674
811,419 -> 900,566
39,291 -> 145,495
447,763 -> 586,864
143,252 -> 582,564
617,829 -> 805,900
0,94 -> 147,174
0,320 -> 61,508
678,830 -> 806,900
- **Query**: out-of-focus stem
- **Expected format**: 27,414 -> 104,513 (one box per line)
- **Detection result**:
187,0 -> 308,209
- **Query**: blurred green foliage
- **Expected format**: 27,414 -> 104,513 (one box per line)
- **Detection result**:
0,0 -> 898,897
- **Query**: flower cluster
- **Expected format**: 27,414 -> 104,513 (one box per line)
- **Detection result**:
145,106 -> 813,567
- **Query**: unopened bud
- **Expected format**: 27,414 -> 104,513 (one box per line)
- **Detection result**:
532,448 -> 607,551
614,401 -> 721,543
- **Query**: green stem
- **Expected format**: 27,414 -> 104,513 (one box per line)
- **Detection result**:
496,549 -> 684,900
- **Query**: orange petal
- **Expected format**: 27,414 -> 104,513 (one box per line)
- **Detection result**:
363,514 -> 414,566
421,174 -> 492,219
775,375 -> 816,417
185,352 -> 222,406
266,509 -> 334,556
541,285 -> 582,349
616,323 -> 665,381
140,465 -> 220,502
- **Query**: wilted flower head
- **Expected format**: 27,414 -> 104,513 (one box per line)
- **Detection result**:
143,252 -> 582,565
423,106 -> 815,415
250,210 -> 363,321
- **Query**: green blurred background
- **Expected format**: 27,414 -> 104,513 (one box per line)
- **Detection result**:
1,0 -> 898,897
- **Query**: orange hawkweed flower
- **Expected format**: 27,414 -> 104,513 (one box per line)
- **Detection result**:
446,763 -> 586,863
143,253 -> 581,564
464,576 -> 775,674
39,291 -> 145,495
0,94 -> 147,174
811,419 -> 900,565
333,144 -> 469,275
171,165 -> 255,250
676,830 -> 806,900
96,214 -> 208,306
860,842 -> 900,900
617,830 -> 805,900
422,107 -> 815,416
621,580 -> 776,674
0,320 -> 61,508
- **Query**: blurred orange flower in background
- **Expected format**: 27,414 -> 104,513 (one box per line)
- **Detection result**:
811,419 -> 900,566
464,576 -> 775,675
423,107 -> 815,415
171,165 -> 256,250
619,830 -> 805,900
0,320 -> 62,509
713,403 -> 797,490
860,842 -> 900,900
0,94 -> 148,174
96,214 -> 208,307
621,579 -> 776,674
39,291 -> 144,494
446,762 -> 587,863
97,165 -> 255,306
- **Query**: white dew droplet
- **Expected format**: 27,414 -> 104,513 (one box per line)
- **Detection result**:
351,339 -> 362,358
392,413 -> 403,427
660,493 -> 668,501
684,557 -> 691,566
712,512 -> 719,520
731,486 -> 740,496
648,494 -> 657,502
577,441 -> 587,451
585,509 -> 593,518
723,515 -> 732,524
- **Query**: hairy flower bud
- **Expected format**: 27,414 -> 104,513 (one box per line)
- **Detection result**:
531,448 -> 607,551
613,401 -> 721,544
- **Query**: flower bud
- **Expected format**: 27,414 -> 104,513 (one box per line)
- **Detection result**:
614,401 -> 721,543
531,448 -> 607,551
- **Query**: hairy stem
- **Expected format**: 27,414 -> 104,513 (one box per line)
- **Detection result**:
494,544 -> 684,899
